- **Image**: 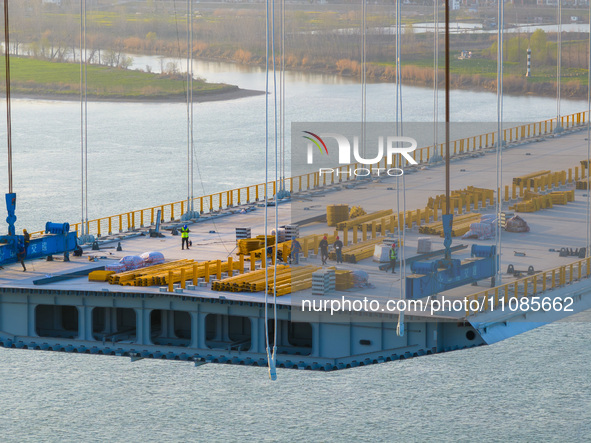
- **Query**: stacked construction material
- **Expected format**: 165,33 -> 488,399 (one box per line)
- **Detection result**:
513,170 -> 551,186
256,235 -> 275,246
499,212 -> 514,229
238,238 -> 263,255
326,204 -> 349,227
328,237 -> 384,263
284,224 -> 300,241
140,251 -> 165,265
505,215 -> 530,233
336,209 -> 393,231
268,265 -> 321,296
419,213 -> 480,237
417,237 -> 432,254
210,265 -> 319,294
428,187 -> 494,213
235,227 -> 252,243
105,255 -> 144,273
509,190 -> 574,213
211,266 -> 287,292
312,269 -> 335,296
107,259 -> 194,285
271,228 -> 286,243
349,206 -> 366,219
335,270 -> 354,290
102,258 -> 243,287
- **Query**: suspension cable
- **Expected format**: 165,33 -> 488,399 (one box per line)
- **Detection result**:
496,0 -> 504,285
557,0 -> 562,126
272,0 -> 279,376
263,0 -> 277,381
361,0 -> 366,157
395,0 -> 406,337
186,0 -> 191,213
80,0 -> 88,236
433,0 -> 439,154
587,0 -> 591,257
4,0 -> 12,195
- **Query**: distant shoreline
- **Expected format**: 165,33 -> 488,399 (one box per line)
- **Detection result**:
9,87 -> 265,103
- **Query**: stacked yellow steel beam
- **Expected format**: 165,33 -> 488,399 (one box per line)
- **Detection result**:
327,204 -> 349,227
211,265 -> 319,294
237,238 -> 263,255
328,237 -> 386,263
335,270 -> 354,290
267,266 -> 321,296
513,170 -> 551,186
336,209 -> 393,231
419,213 -> 480,237
107,259 -> 194,285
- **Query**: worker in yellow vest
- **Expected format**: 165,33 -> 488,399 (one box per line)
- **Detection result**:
181,224 -> 190,250
389,242 -> 398,274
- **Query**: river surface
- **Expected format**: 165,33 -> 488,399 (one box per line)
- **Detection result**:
0,59 -> 590,442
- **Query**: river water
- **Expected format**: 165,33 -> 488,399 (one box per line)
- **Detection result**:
0,60 -> 590,441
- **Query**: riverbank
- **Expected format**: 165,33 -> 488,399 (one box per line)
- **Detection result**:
0,56 -> 263,103
9,86 -> 263,103
193,50 -> 587,100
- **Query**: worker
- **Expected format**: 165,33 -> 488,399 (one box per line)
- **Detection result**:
334,236 -> 344,264
23,229 -> 30,250
290,239 -> 302,265
389,241 -> 398,274
181,224 -> 190,250
319,235 -> 329,265
18,229 -> 31,272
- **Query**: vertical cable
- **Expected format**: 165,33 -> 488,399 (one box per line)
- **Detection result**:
186,0 -> 191,212
395,0 -> 406,337
444,0 -> 450,218
496,0 -> 504,285
587,0 -> 591,257
557,0 -> 562,127
263,0 -> 277,381
189,0 -> 195,213
4,0 -> 11,194
272,0 -> 279,367
84,0 -> 88,233
80,0 -> 84,235
433,0 -> 439,156
281,0 -> 286,186
79,0 -> 88,235
361,0 -> 366,157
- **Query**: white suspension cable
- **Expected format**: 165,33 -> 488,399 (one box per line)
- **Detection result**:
80,0 -> 88,237
557,0 -> 562,128
362,0 -> 366,158
263,0 -> 277,381
495,0 -> 504,285
395,0 -> 405,337
280,0 -> 285,189
190,0 -> 194,213
433,0 -> 439,154
587,0 -> 591,257
271,0 -> 279,380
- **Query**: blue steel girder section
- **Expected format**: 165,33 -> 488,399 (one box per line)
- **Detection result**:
0,232 -> 76,265
406,246 -> 497,300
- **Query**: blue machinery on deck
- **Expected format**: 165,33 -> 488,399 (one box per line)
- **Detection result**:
0,193 -> 77,265
406,214 -> 497,299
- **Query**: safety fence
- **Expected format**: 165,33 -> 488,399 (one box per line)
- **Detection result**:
30,110 -> 587,239
465,256 -> 590,317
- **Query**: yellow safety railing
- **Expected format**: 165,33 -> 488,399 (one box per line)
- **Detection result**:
465,256 -> 591,317
40,110 -> 588,238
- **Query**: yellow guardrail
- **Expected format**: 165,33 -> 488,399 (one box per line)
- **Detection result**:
28,110 -> 587,239
465,256 -> 590,317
